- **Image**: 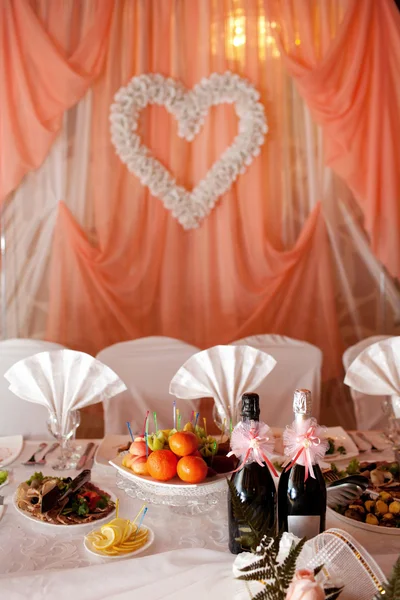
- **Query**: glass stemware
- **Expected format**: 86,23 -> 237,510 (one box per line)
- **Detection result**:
47,410 -> 81,470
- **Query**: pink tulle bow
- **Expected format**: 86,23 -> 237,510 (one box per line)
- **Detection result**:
282,418 -> 328,481
227,421 -> 278,477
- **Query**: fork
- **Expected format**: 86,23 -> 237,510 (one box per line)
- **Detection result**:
34,443 -> 59,465
323,470 -> 341,484
22,443 -> 48,466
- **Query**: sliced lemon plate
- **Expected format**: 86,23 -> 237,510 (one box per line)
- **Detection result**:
84,525 -> 154,560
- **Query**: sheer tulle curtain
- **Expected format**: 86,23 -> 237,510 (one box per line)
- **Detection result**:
1,0 -> 400,427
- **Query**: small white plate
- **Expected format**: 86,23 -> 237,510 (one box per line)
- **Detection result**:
324,426 -> 359,461
109,454 -> 229,489
327,506 -> 400,536
0,436 -> 23,468
84,526 -> 154,559
95,435 -> 131,467
13,486 -> 116,530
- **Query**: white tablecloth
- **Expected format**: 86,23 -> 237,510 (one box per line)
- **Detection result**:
0,442 -> 399,599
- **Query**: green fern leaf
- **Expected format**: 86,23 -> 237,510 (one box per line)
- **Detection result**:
238,553 -> 271,573
380,554 -> 400,600
324,586 -> 345,600
313,564 -> 324,577
237,567 -> 275,582
276,537 -> 306,587
227,478 -> 276,551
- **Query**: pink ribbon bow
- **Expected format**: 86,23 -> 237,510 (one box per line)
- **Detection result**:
282,418 -> 328,481
227,421 -> 278,477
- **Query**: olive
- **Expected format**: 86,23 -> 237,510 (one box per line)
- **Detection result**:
30,497 -> 39,505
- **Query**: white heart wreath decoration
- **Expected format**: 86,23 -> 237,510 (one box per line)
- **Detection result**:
110,72 -> 267,230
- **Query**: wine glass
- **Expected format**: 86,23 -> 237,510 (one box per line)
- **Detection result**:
47,410 -> 81,470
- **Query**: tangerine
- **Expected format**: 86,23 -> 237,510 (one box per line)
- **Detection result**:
169,431 -> 198,457
177,455 -> 208,484
147,449 -> 178,481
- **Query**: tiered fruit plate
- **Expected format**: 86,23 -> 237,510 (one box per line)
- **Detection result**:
109,454 -> 229,515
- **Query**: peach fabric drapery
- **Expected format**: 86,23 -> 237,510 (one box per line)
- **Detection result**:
267,0 -> 400,280
46,0 -> 343,380
0,0 -> 112,203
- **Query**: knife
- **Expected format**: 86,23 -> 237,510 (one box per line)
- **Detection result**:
41,469 -> 91,513
77,442 -> 95,470
85,444 -> 98,470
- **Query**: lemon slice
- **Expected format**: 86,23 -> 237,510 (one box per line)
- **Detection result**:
101,524 -> 123,545
122,521 -> 135,541
92,527 -> 117,550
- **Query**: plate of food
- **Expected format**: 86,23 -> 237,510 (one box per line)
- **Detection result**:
328,490 -> 400,535
0,435 -> 23,468
109,424 -> 235,489
324,459 -> 400,498
272,426 -> 358,464
84,518 -> 154,559
14,470 -> 116,528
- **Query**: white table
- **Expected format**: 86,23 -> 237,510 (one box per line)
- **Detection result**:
0,441 -> 399,599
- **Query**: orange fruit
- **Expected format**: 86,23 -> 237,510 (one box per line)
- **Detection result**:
169,431 -> 198,457
147,449 -> 178,481
177,456 -> 208,484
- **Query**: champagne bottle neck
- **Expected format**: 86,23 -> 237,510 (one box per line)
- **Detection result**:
294,413 -> 309,426
242,415 -> 259,424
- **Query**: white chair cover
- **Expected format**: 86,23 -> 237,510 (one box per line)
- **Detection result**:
97,337 -> 201,435
343,335 -> 392,430
231,335 -> 322,427
0,338 -> 65,439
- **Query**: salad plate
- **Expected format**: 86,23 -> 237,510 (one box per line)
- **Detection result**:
84,526 -> 154,559
14,472 -> 116,529
0,435 -> 23,467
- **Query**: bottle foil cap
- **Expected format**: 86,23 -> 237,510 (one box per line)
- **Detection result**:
293,389 -> 312,416
241,393 -> 260,420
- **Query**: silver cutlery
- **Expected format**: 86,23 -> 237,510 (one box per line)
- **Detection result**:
324,470 -> 341,484
0,496 -> 3,507
76,442 -> 95,470
327,483 -> 365,507
23,443 -> 47,466
356,431 -> 380,451
85,444 -> 98,470
349,432 -> 370,452
326,475 -> 369,508
34,443 -> 59,465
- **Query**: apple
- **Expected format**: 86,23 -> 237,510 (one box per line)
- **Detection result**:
131,456 -> 149,475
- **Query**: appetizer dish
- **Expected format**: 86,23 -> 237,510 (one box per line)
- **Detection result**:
15,471 -> 115,525
325,437 -> 346,456
119,422 -> 235,484
324,460 -> 400,498
332,490 -> 400,529
85,516 -> 153,557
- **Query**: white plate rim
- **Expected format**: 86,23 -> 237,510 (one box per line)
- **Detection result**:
13,484 -> 116,529
95,435 -> 131,467
109,454 -> 231,489
327,506 -> 400,536
0,435 -> 24,468
84,525 -> 154,559
323,426 -> 359,461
